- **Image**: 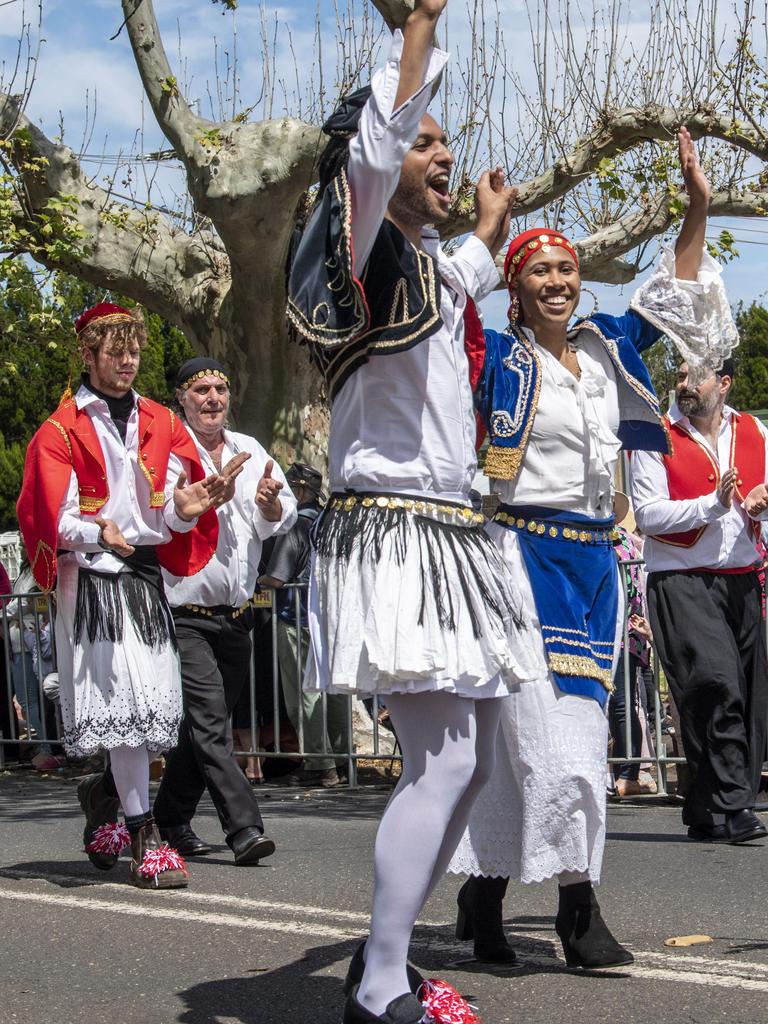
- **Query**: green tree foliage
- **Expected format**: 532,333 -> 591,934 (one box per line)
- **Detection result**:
642,336 -> 679,413
0,264 -> 193,529
730,303 -> 768,413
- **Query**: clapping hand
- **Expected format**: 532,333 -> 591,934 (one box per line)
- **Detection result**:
744,482 -> 768,517
256,460 -> 284,522
474,166 -> 518,258
717,467 -> 738,509
94,517 -> 135,557
207,451 -> 251,508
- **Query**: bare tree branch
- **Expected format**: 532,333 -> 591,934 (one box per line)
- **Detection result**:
120,0 -> 205,158
0,93 -> 223,335
443,102 -> 768,240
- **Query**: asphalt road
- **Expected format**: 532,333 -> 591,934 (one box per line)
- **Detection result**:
1,769 -> 768,1024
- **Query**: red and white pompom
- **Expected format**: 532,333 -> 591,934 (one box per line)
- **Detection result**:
420,980 -> 481,1024
138,844 -> 189,880
86,822 -> 131,856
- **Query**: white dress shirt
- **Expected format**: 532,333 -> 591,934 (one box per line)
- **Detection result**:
57,385 -> 196,575
631,403 -> 768,572
329,32 -> 501,502
497,329 -> 622,517
162,430 -> 297,608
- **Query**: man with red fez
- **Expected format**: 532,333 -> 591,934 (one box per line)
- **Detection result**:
448,130 -> 740,969
286,1 -> 538,1020
153,356 -> 296,867
632,360 -> 768,844
17,303 -> 247,889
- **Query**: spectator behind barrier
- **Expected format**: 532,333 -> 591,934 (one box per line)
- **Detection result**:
259,462 -> 349,788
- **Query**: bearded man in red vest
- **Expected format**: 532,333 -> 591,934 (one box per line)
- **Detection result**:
17,304 -> 246,888
632,358 -> 768,844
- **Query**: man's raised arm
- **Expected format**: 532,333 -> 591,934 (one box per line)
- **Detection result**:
347,0 -> 448,271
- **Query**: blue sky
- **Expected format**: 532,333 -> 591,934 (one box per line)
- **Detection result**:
2,0 -> 767,324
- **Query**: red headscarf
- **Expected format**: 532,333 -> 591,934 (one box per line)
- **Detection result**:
503,228 -> 579,288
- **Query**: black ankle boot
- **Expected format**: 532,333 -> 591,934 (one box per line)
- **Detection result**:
455,875 -> 516,964
555,882 -> 633,969
343,941 -> 424,997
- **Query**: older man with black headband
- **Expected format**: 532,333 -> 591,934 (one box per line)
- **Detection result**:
153,357 -> 297,865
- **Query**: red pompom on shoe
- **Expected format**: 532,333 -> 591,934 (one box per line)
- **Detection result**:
138,845 -> 189,880
85,822 -> 131,856
419,980 -> 481,1024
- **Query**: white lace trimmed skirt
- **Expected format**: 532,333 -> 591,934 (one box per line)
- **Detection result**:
303,498 -> 540,697
55,557 -> 183,758
448,522 -> 614,884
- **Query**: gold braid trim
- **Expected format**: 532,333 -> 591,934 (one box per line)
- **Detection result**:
548,653 -> 614,692
76,312 -> 134,333
484,444 -> 524,480
79,496 -> 108,513
31,540 -> 56,594
47,417 -> 73,460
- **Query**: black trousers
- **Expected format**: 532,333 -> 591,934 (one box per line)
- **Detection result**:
153,609 -> 264,839
648,569 -> 768,827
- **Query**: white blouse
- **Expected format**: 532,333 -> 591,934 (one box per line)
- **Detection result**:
496,328 -> 622,519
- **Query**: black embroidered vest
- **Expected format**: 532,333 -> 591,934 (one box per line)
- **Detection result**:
286,168 -> 443,401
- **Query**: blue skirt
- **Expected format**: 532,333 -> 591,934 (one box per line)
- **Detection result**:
494,504 -> 619,707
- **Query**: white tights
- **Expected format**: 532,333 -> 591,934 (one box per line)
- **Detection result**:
109,743 -> 151,819
357,692 -> 503,1015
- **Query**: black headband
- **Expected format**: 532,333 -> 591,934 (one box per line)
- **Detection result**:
176,357 -> 230,390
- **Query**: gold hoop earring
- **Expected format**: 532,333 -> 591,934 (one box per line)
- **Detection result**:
576,287 -> 599,320
507,295 -> 520,330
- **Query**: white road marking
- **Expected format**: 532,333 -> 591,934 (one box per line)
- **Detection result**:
2,874 -> 768,994
0,887 -> 361,940
0,867 -> 372,923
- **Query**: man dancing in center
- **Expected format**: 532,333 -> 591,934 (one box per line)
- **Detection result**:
287,1 -> 537,1020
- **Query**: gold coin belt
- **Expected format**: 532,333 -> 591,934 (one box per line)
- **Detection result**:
328,493 -> 485,527
493,511 -> 619,545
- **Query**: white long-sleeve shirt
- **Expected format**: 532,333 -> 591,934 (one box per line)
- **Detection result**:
57,385 -> 196,575
162,430 -> 297,608
329,32 -> 500,502
631,403 -> 768,572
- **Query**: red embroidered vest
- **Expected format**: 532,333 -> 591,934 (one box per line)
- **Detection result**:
17,396 -> 218,591
654,412 -> 765,548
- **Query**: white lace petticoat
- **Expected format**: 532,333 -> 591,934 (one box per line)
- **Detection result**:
55,558 -> 183,757
447,522 -> 612,883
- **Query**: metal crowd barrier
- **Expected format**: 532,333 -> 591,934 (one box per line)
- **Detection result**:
0,590 -> 60,767
0,573 -> 686,795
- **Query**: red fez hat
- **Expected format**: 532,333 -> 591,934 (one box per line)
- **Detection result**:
75,303 -> 134,336
503,228 -> 579,288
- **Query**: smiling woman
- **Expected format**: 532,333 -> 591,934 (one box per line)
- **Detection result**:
448,127 -> 740,972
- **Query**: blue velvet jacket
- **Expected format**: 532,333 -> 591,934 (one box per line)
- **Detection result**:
480,310 -> 670,480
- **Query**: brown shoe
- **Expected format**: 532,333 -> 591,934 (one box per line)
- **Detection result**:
78,773 -> 121,870
615,778 -> 644,798
129,820 -> 189,889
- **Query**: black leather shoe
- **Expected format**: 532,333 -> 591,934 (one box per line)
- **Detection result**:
455,875 -> 516,964
555,882 -> 634,969
687,824 -> 728,843
159,824 -> 212,856
228,826 -> 276,865
78,773 -> 121,871
342,986 -> 425,1023
726,809 -> 768,844
343,941 -> 424,998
